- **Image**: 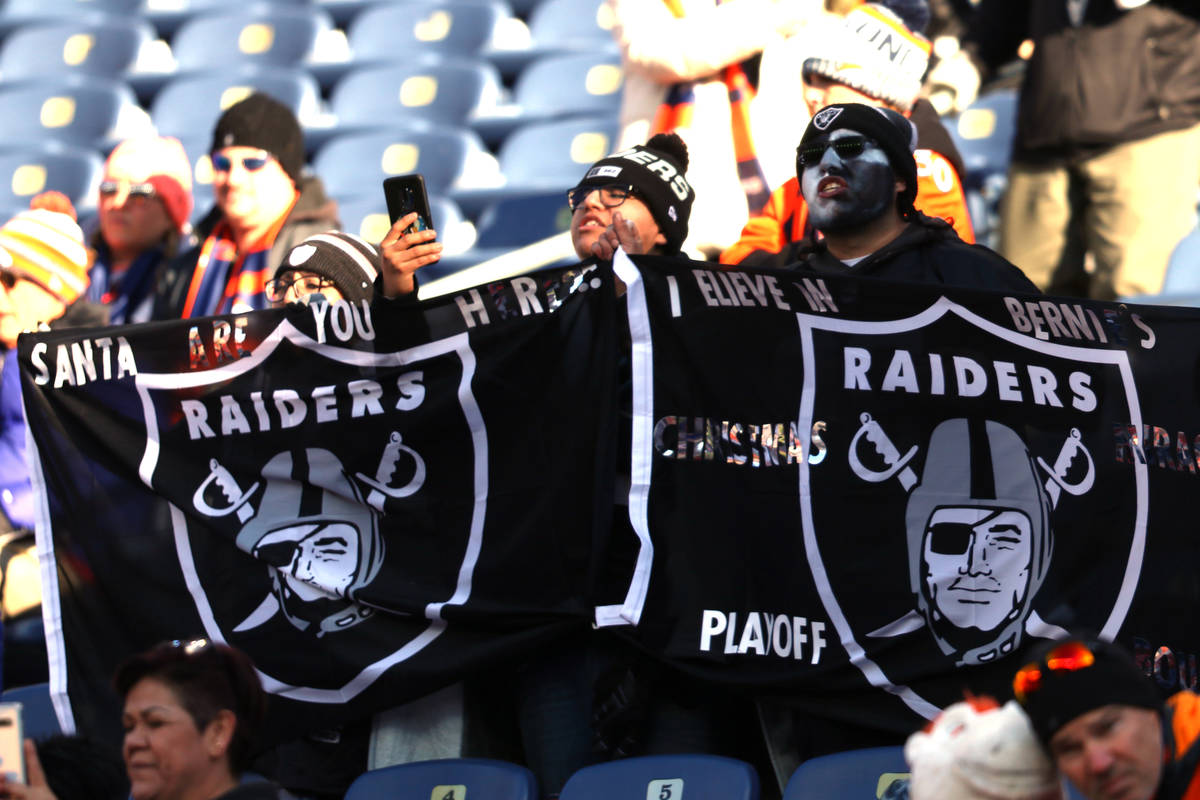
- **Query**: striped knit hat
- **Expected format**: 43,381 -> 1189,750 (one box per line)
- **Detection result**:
0,209 -> 90,303
802,3 -> 933,112
276,231 -> 379,303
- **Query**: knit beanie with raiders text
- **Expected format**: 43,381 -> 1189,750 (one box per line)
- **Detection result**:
573,132 -> 695,254
276,231 -> 379,303
210,93 -> 305,186
799,102 -> 920,216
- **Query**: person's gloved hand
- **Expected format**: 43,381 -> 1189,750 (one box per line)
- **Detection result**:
926,46 -> 981,116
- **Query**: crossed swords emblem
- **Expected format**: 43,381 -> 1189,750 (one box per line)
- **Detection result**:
847,412 -> 1094,642
192,431 -> 426,521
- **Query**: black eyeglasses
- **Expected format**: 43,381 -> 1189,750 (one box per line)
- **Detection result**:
100,180 -> 157,200
567,183 -> 636,211
265,272 -> 337,304
211,153 -> 270,173
797,136 -> 873,168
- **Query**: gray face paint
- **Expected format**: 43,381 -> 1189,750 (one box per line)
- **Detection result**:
800,128 -> 897,234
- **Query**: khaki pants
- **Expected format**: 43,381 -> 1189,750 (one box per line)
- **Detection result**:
999,123 -> 1200,300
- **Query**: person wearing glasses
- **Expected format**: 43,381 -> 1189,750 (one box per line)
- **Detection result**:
377,133 -> 695,300
1013,636 -> 1199,800
770,102 -> 1035,291
152,93 -> 340,319
721,1 -> 975,267
266,231 -> 380,308
87,136 -> 195,325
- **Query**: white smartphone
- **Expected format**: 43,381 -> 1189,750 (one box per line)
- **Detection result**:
0,702 -> 25,784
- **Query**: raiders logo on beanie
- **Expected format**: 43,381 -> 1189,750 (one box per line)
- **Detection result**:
799,102 -> 920,216
573,132 -> 695,254
210,92 -> 305,186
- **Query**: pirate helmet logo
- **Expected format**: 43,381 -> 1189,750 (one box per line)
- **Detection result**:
235,448 -> 384,636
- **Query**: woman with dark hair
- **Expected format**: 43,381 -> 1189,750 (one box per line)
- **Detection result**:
0,639 -> 279,800
113,638 -> 279,800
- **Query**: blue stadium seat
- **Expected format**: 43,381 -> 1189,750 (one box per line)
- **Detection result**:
312,60 -> 504,150
313,126 -> 498,201
946,88 -> 1018,250
452,115 -> 616,215
0,145 -> 103,217
131,5 -> 333,101
560,755 -> 760,800
782,746 -> 908,800
0,683 -> 62,741
171,6 -> 333,71
344,757 -> 538,800
433,190 -> 570,274
335,193 -> 473,255
348,1 -> 508,61
149,66 -> 322,144
144,0 -> 318,38
0,17 -> 154,82
0,0 -> 143,36
489,0 -> 617,77
474,51 -> 622,146
0,76 -> 146,151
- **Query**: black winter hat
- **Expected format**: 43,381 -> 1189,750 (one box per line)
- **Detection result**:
573,132 -> 695,254
211,92 -> 305,186
798,103 -> 919,217
1015,636 -> 1161,749
275,231 -> 379,303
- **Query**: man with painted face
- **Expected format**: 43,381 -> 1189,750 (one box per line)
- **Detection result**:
774,102 -> 1038,293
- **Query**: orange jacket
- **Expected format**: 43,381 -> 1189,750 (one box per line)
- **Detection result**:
1162,691 -> 1200,800
719,147 -> 975,266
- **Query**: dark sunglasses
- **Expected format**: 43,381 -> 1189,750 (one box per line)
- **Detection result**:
567,183 -> 636,211
211,153 -> 270,173
1013,640 -> 1097,704
99,180 -> 156,199
797,136 -> 873,168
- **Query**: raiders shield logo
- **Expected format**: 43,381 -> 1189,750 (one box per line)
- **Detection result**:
812,106 -> 843,130
795,297 -> 1146,716
136,316 -> 486,701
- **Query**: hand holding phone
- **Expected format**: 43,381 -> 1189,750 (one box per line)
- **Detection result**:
379,174 -> 443,299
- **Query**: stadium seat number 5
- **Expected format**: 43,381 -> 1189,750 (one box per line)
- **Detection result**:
648,779 -> 683,800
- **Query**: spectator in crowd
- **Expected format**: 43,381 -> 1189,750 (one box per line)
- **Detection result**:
926,1 -> 1200,301
113,638 -> 282,800
604,0 -> 821,257
906,696 -> 1064,800
768,102 -> 1036,292
721,0 -> 976,267
267,231 -> 379,307
1013,636 -> 1196,800
379,132 -> 696,298
0,208 -> 102,688
0,735 -> 129,800
88,136 -> 195,325
153,93 -> 339,319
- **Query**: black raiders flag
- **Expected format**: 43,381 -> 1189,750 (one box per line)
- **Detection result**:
20,263 -> 619,743
609,250 -> 1200,733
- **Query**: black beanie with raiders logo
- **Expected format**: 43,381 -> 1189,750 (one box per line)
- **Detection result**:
573,132 -> 695,254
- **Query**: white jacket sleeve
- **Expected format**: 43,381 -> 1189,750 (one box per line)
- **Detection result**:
606,0 -> 810,84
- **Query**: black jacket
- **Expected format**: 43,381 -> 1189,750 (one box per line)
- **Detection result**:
964,0 -> 1200,163
782,213 -> 1040,294
151,175 -> 340,319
